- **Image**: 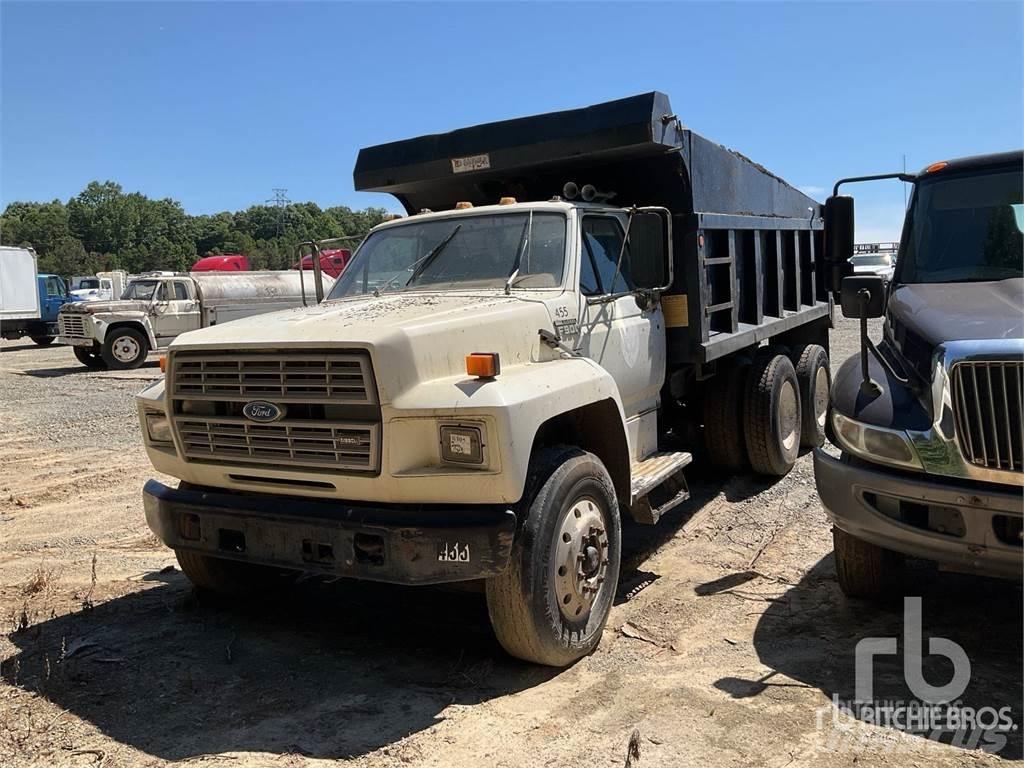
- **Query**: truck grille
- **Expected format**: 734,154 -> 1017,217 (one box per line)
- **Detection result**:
171,350 -> 376,404
177,417 -> 379,471
952,360 -> 1024,473
59,314 -> 88,338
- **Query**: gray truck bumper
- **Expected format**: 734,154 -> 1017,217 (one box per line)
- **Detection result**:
813,449 -> 1023,578
143,479 -> 516,585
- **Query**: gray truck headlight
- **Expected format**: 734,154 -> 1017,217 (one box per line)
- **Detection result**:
439,424 -> 484,465
145,412 -> 173,444
832,411 -> 922,470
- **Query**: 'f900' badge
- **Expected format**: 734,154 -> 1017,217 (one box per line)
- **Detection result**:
242,401 -> 285,423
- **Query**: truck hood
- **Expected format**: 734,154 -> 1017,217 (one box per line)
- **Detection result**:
169,292 -> 557,402
63,300 -> 148,315
888,279 -> 1024,347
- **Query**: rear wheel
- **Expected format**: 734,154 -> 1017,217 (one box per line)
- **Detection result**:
73,346 -> 106,369
101,327 -> 148,369
703,359 -> 751,471
791,344 -> 830,448
31,335 -> 55,346
486,446 -> 621,667
832,526 -> 904,600
744,349 -> 802,476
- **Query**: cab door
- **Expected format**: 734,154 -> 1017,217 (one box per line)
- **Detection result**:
151,280 -> 200,343
41,276 -> 68,322
576,214 -> 666,420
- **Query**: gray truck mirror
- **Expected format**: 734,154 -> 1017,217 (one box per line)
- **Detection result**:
840,274 -> 886,318
824,195 -> 855,293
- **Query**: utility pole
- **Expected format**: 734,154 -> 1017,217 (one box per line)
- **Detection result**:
266,187 -> 291,236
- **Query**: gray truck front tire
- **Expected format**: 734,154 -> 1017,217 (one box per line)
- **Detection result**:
486,446 -> 621,667
832,526 -> 904,600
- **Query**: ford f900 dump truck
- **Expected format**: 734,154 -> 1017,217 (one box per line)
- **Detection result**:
137,93 -> 838,665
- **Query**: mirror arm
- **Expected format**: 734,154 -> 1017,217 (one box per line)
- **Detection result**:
857,289 -> 911,397
833,172 -> 916,197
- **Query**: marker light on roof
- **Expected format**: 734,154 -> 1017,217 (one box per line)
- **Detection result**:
455,201 -> 473,209
925,161 -> 949,174
499,197 -> 516,205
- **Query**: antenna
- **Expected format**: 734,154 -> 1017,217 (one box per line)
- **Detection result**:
266,187 -> 291,236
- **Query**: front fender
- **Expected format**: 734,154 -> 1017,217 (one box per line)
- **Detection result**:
830,346 -> 932,431
387,356 -> 628,502
97,315 -> 158,349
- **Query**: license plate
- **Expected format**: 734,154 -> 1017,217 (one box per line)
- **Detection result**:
437,541 -> 471,563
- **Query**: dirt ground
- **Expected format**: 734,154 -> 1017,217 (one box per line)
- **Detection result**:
1,317 -> 1020,768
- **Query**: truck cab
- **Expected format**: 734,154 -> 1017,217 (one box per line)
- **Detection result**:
816,150 -> 1023,596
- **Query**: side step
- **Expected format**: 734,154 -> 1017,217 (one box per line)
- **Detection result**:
628,451 -> 693,525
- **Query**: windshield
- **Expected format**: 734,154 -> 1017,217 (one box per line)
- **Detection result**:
327,212 -> 567,298
122,280 -> 159,300
898,167 -> 1023,284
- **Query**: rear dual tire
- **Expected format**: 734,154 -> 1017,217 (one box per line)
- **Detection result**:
73,346 -> 106,369
744,351 -> 802,477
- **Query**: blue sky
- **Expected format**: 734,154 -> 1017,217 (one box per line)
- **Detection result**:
2,1 -> 1021,240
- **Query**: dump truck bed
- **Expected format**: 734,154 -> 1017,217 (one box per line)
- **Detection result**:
354,92 -> 828,365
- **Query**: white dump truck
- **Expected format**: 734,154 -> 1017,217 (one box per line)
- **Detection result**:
137,93 -> 839,665
69,270 -> 128,302
59,270 -> 332,369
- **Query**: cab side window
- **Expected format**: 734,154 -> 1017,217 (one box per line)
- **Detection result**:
581,217 -> 634,296
172,281 -> 191,300
46,277 -> 63,296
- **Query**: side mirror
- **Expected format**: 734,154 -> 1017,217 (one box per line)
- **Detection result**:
840,274 -> 886,319
824,195 -> 855,293
628,207 -> 673,292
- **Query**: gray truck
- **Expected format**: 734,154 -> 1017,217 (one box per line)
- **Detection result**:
59,270 -> 332,369
816,150 -> 1023,597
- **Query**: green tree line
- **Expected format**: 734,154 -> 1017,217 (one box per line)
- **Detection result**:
0,181 -> 390,276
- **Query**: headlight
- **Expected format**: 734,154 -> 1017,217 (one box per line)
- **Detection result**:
145,412 -> 173,444
439,424 -> 485,465
831,411 -> 922,470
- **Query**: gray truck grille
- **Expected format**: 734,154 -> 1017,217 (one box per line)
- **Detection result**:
177,417 -> 379,471
171,350 -> 376,404
952,360 -> 1024,473
59,314 -> 88,338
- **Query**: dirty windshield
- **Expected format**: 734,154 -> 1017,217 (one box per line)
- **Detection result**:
328,212 -> 567,298
899,167 -> 1023,284
121,280 -> 159,300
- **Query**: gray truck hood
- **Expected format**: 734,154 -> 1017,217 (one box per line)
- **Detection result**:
64,299 -> 148,315
888,278 -> 1024,346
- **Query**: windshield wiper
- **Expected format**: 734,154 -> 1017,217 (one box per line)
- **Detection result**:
406,224 -> 462,287
504,213 -> 533,295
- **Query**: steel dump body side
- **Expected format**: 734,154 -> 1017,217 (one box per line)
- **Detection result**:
354,92 -> 828,365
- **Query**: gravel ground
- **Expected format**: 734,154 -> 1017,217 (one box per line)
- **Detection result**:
0,317 -> 1020,768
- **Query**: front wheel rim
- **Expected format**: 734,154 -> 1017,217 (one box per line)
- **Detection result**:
112,336 -> 140,363
552,496 -> 610,622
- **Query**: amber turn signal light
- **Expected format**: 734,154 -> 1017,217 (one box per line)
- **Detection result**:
159,355 -> 167,373
925,161 -> 948,174
466,352 -> 500,379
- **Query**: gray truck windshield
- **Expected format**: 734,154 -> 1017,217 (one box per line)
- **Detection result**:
898,167 -> 1023,284
328,212 -> 567,298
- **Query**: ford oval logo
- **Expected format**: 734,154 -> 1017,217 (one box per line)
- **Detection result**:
242,401 -> 285,423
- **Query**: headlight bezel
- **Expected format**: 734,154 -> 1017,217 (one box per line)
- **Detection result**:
438,423 -> 486,466
831,410 -> 923,471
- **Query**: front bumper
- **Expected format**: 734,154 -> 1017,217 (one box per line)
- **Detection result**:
143,480 -> 517,585
813,449 -> 1023,578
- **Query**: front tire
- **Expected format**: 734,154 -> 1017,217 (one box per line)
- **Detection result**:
101,327 -> 149,369
832,526 -> 904,600
175,550 -> 282,597
486,446 -> 621,667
